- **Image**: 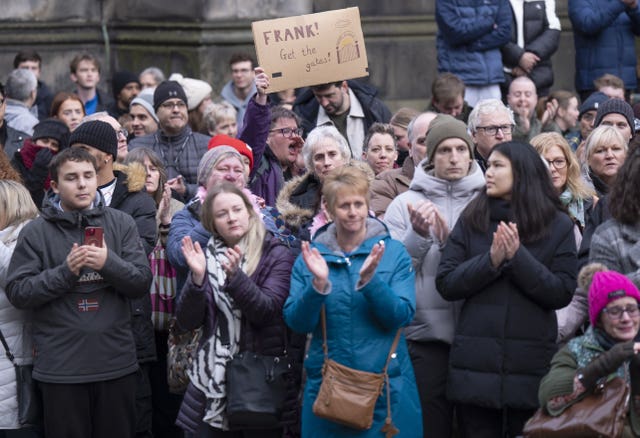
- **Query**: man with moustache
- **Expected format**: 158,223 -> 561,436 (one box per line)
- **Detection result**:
129,81 -> 210,202
129,89 -> 159,138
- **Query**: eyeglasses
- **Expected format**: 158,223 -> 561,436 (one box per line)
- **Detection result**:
545,158 -> 567,169
476,124 -> 514,136
602,304 -> 640,320
159,100 -> 187,110
270,127 -> 303,138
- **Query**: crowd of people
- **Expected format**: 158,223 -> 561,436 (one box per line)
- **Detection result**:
1,1 -> 640,437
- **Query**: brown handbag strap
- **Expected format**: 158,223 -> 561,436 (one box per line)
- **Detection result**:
319,305 -> 401,434
319,305 -> 402,367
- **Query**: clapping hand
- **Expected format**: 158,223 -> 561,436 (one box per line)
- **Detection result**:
301,241 -> 329,292
498,222 -> 520,260
359,240 -> 385,286
181,236 -> 206,286
158,184 -> 173,226
490,221 -> 520,268
408,201 -> 436,238
223,245 -> 243,277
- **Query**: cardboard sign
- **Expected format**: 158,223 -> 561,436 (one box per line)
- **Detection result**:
252,7 -> 369,93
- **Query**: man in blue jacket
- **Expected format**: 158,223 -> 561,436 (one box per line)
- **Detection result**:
569,0 -> 640,100
436,0 -> 512,107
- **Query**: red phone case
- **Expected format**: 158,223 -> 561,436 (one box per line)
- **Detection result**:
84,227 -> 104,247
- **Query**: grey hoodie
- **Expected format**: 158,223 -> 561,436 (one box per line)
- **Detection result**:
384,158 -> 485,344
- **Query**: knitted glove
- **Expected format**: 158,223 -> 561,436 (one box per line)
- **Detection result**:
578,340 -> 635,389
28,148 -> 54,186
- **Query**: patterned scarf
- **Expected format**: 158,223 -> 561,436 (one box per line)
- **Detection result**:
559,188 -> 586,227
186,237 -> 243,430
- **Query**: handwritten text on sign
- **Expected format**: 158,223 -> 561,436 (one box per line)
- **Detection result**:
252,7 -> 368,93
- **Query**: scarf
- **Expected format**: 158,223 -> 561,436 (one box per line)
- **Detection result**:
559,189 -> 586,227
187,237 -> 243,430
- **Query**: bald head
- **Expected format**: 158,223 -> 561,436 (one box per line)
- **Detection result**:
408,111 -> 438,163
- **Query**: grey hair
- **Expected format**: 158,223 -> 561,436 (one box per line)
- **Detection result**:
302,125 -> 351,171
139,67 -> 165,85
407,111 -> 438,143
5,68 -> 37,101
467,98 -> 514,133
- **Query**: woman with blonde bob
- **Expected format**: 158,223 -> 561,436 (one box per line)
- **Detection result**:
583,125 -> 627,197
0,181 -> 39,434
531,132 -> 596,232
175,182 -> 298,437
284,166 -> 422,437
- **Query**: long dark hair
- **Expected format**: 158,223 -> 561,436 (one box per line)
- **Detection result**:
462,141 -> 565,242
609,146 -> 640,225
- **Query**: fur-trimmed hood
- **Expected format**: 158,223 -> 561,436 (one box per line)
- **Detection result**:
114,161 -> 147,193
275,172 -> 319,231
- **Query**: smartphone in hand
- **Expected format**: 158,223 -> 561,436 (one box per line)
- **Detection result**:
84,226 -> 104,247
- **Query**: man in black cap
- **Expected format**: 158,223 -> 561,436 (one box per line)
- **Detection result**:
594,97 -> 635,143
6,142 -> 152,438
129,80 -> 210,202
567,91 -> 609,151
107,71 -> 141,120
72,118 -> 157,438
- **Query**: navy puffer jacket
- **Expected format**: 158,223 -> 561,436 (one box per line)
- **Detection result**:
569,0 -> 640,92
436,0 -> 513,86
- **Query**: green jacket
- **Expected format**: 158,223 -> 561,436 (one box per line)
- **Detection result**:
538,327 -> 640,436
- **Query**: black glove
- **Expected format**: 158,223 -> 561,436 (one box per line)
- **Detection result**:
578,340 -> 635,389
28,148 -> 54,187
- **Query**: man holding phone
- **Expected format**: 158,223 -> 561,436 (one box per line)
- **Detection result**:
6,141 -> 152,437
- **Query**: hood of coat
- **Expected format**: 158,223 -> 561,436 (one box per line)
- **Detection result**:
113,161 -> 147,193
275,172 -> 318,230
410,156 -> 485,201
41,189 -> 107,228
313,216 -> 389,257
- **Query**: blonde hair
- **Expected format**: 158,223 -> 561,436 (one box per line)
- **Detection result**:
0,180 -> 38,230
584,125 -> 627,160
322,165 -> 371,215
530,132 -> 595,199
204,101 -> 237,134
201,183 -> 265,276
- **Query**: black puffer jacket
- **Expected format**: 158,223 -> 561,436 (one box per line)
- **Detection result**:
109,164 -> 158,364
436,198 -> 577,409
501,0 -> 561,95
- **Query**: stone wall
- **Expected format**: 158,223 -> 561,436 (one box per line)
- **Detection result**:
0,0 -> 577,112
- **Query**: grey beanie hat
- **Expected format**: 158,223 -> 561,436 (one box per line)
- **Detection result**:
425,114 -> 474,166
197,146 -> 242,186
130,88 -> 159,123
594,98 -> 635,129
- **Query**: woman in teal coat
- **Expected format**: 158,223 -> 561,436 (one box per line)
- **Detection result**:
283,165 -> 422,438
